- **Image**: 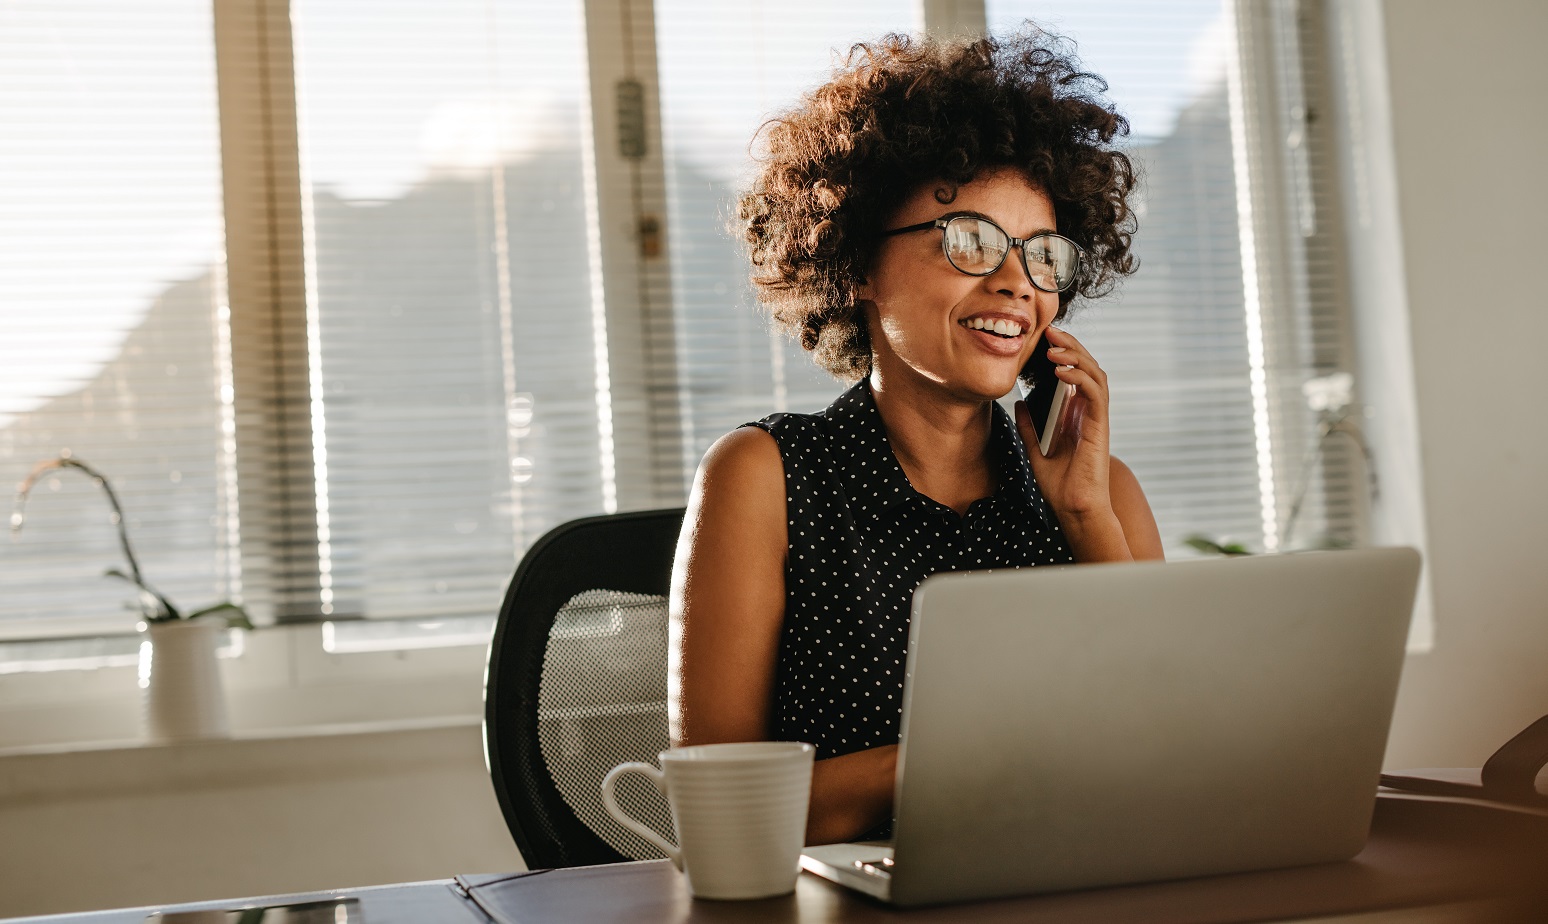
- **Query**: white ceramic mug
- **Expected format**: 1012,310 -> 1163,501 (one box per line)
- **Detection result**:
600,741 -> 815,900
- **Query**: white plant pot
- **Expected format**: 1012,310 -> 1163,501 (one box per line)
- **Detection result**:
139,618 -> 231,742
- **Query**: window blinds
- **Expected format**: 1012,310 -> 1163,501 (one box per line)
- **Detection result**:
982,0 -> 1364,554
984,0 -> 1275,553
653,0 -> 922,478
1,0 -> 1367,641
0,1 -> 233,636
288,0 -> 598,620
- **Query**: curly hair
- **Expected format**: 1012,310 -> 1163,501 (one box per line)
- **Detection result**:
739,28 -> 1138,381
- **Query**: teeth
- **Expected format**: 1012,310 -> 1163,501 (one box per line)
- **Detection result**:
963,317 -> 1023,337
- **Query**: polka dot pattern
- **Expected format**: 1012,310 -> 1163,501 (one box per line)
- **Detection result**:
745,381 -> 1074,765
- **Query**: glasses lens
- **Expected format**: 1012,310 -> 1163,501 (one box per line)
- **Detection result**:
1023,233 -> 1080,292
942,217 -> 1008,275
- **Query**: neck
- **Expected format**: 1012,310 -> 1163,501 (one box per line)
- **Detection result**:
866,369 -> 997,514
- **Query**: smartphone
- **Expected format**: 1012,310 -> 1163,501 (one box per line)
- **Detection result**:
1017,333 -> 1077,457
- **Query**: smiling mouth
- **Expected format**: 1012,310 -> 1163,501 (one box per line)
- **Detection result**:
959,317 -> 1026,338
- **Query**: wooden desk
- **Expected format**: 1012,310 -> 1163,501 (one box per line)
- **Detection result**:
12,795 -> 1547,924
457,795 -> 1548,922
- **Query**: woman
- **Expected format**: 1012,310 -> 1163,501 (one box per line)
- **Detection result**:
668,28 -> 1165,846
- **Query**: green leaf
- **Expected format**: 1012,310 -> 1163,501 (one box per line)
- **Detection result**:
104,568 -> 181,620
186,602 -> 255,631
1183,535 -> 1254,556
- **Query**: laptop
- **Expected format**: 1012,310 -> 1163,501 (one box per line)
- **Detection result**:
801,547 -> 1422,907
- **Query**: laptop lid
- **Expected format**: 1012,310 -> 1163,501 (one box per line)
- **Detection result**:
885,547 -> 1420,907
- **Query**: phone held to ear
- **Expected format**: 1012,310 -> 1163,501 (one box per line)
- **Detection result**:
1017,333 -> 1077,457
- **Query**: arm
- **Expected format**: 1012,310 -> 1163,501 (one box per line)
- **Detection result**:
669,427 -> 896,844
1109,456 -> 1164,560
669,427 -> 786,748
1089,455 -> 1164,557
1017,327 -> 1163,563
1060,455 -> 1164,562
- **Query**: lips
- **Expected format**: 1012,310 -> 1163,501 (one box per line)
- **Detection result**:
957,312 -> 1030,357
958,321 -> 1025,357
960,316 -> 1026,338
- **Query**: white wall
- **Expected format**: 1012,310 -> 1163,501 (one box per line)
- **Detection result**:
1376,0 -> 1548,767
0,632 -> 526,919
0,722 -> 524,919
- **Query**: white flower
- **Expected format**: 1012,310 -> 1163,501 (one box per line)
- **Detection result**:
1302,372 -> 1353,414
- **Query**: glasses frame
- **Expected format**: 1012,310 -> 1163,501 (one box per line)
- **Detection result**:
881,215 -> 1084,294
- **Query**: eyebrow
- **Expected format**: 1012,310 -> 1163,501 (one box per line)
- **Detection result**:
939,210 -> 1057,238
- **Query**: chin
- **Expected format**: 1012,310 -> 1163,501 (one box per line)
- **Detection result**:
949,374 -> 1019,403
973,368 -> 1024,399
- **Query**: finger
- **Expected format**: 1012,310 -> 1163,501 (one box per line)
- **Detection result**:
1018,398 -> 1077,471
1047,346 -> 1105,391
1053,364 -> 1109,430
1042,325 -> 1091,353
1044,333 -> 1106,388
1046,337 -> 1108,394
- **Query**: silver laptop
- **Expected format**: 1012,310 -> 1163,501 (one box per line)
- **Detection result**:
801,547 -> 1421,907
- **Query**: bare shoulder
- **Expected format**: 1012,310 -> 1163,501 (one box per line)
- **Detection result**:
697,425 -> 784,494
1109,455 -> 1165,561
679,426 -> 787,568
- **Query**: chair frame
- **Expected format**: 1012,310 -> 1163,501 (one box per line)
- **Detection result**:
484,507 -> 686,870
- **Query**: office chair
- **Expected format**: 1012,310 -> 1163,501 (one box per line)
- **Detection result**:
484,507 -> 687,870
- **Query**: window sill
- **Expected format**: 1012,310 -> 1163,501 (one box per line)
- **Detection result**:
0,713 -> 481,761
0,622 -> 489,753
0,716 -> 487,805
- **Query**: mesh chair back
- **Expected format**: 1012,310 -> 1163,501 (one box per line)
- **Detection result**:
484,508 -> 686,870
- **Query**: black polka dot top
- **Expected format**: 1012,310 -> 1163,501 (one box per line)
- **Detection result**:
745,380 -> 1074,763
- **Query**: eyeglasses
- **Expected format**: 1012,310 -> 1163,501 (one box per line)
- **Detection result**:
881,214 -> 1083,293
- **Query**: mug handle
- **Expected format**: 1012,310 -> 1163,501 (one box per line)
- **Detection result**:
600,762 -> 682,870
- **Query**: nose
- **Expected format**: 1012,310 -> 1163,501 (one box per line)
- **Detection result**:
985,243 -> 1038,300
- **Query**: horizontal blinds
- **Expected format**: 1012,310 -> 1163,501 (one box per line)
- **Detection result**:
1,0 -> 1364,642
1072,64 -> 1269,551
654,0 -> 922,472
0,2 -> 233,637
655,0 -> 1286,554
986,0 -> 1360,554
288,0 -> 597,619
1259,0 -> 1367,550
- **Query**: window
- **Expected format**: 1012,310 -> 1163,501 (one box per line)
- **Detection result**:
0,1 -> 233,639
654,0 -> 920,472
290,0 -> 597,621
985,0 -> 1366,556
2,0 -> 1372,652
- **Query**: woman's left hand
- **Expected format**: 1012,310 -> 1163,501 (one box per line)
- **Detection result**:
1015,326 -> 1127,557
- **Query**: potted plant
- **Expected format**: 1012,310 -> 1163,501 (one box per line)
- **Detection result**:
10,452 -> 252,741
1185,373 -> 1378,557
